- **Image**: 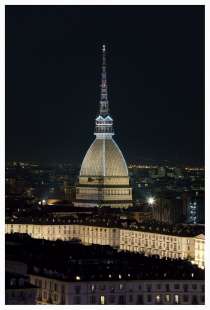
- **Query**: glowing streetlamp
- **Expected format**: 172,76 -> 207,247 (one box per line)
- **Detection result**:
147,197 -> 155,206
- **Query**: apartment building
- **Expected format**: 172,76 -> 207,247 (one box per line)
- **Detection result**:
5,222 -> 205,268
29,274 -> 204,305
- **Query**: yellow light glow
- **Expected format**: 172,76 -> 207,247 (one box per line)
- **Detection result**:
100,296 -> 105,305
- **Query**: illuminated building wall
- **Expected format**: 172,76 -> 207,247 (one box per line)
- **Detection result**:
193,234 -> 205,269
5,223 -> 204,268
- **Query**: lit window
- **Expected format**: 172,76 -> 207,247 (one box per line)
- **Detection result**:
156,295 -> 160,303
175,295 -> 179,304
100,295 -> 105,305
165,294 -> 170,302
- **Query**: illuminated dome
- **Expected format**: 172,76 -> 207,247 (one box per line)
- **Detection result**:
75,44 -> 132,208
80,138 -> 128,177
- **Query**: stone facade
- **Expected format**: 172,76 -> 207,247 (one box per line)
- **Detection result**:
29,275 -> 205,305
5,223 -> 205,268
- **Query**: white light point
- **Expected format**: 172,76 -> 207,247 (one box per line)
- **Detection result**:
147,197 -> 155,205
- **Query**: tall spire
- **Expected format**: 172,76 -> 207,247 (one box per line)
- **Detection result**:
95,44 -> 114,138
99,44 -> 109,116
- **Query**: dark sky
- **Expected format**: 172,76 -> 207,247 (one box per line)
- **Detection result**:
6,5 -> 204,165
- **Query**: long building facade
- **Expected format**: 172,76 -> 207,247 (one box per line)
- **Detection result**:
5,223 -> 205,269
75,45 -> 132,208
29,275 -> 204,305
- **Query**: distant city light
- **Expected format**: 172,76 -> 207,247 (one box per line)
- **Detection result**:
147,197 -> 155,205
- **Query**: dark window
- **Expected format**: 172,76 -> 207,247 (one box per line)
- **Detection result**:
37,290 -> 42,300
165,284 -> 170,291
11,292 -> 15,298
61,294 -> 65,304
192,284 -> 197,290
74,286 -> 81,294
74,296 -> 80,304
192,295 -> 198,305
137,295 -> 144,305
90,295 -> 96,304
147,295 -> 152,302
54,294 -> 57,302
43,291 -> 47,299
119,295 -> 125,304
61,285 -> 65,294
129,295 -> 133,302
183,284 -> 188,292
183,295 -> 189,302
174,284 -> 180,289
147,285 -> 152,292
201,295 -> 205,303
110,286 -> 115,293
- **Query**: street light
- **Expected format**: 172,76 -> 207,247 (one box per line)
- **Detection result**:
147,197 -> 155,205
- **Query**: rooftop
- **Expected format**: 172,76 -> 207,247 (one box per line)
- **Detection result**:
6,214 -> 205,237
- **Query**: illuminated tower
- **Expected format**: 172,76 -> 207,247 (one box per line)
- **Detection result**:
75,45 -> 132,208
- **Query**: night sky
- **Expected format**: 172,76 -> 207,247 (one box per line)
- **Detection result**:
6,5 -> 204,165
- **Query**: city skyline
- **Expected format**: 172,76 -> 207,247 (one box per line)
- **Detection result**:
6,6 -> 204,164
5,5 -> 205,305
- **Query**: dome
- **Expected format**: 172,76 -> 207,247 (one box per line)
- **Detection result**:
80,138 -> 128,177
